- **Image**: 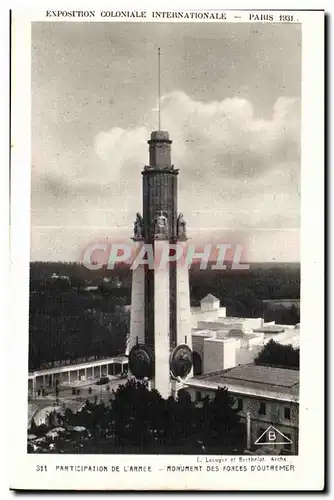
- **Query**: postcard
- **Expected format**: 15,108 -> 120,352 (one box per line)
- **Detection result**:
10,6 -> 324,491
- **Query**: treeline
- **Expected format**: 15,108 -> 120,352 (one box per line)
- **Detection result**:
29,312 -> 128,371
189,263 -> 300,321
30,262 -> 132,290
29,280 -> 129,371
29,262 -> 300,370
30,261 -> 300,314
264,305 -> 299,325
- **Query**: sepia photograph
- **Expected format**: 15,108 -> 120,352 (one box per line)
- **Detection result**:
9,7 -> 325,491
27,20 -> 301,457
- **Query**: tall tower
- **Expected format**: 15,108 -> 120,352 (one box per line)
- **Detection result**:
128,130 -> 193,398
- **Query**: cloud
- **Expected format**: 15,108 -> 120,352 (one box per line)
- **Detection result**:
31,91 -> 300,261
93,91 -> 300,223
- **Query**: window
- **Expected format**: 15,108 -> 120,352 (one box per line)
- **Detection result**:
259,402 -> 266,415
284,407 -> 291,420
195,391 -> 202,402
236,398 -> 243,411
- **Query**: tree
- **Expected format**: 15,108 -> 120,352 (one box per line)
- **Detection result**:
173,389 -> 197,446
43,380 -> 246,455
255,339 -> 299,369
288,304 -> 300,324
29,418 -> 38,434
208,387 -> 244,453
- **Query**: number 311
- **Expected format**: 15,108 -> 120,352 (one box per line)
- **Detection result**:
36,465 -> 47,472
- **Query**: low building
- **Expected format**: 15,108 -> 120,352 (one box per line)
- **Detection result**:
190,295 -> 300,375
184,363 -> 299,454
190,293 -> 227,328
28,355 -> 129,392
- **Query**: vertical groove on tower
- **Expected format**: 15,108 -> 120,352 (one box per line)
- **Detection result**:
145,267 -> 155,349
142,131 -> 179,356
169,258 -> 177,350
169,172 -> 178,351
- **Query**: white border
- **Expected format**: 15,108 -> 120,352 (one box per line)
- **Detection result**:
9,6 -> 324,492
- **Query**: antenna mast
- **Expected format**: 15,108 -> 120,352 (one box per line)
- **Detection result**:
158,47 -> 161,130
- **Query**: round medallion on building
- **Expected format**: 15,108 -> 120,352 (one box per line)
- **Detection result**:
170,344 -> 193,380
128,344 -> 154,380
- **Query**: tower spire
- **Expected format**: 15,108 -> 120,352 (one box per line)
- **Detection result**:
158,47 -> 161,130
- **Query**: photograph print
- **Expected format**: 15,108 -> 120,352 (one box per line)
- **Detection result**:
28,20 -> 301,456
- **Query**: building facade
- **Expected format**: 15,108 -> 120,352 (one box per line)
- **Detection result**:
28,356 -> 128,392
184,363 -> 299,454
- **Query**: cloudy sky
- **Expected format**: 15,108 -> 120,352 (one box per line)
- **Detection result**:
31,22 -> 301,262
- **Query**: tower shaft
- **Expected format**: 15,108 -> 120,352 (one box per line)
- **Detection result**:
129,130 -> 192,398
